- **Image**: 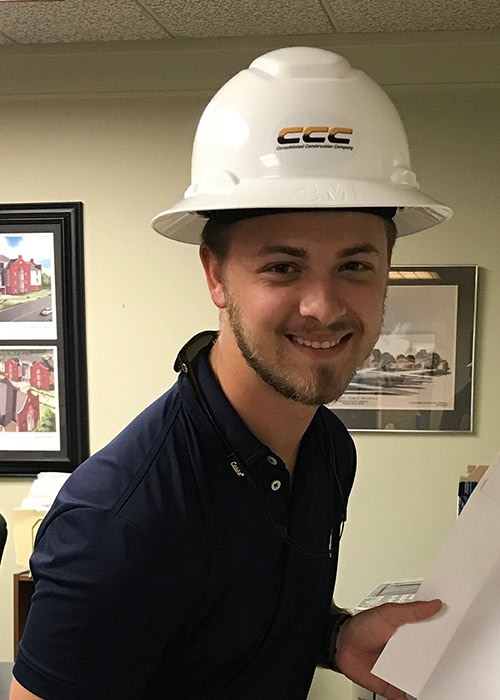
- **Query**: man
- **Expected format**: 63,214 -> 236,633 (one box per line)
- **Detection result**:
11,48 -> 451,700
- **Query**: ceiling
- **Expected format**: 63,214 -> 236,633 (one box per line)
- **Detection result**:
0,0 -> 499,45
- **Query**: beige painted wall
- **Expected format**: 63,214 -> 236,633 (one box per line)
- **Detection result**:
0,34 -> 499,700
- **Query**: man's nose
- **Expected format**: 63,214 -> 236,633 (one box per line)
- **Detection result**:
298,279 -> 347,325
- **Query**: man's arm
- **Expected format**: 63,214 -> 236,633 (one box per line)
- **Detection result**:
13,505 -> 204,700
10,677 -> 43,700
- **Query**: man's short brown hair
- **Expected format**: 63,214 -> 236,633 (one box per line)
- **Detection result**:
201,211 -> 397,263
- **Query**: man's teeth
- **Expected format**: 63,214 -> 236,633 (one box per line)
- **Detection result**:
293,336 -> 340,349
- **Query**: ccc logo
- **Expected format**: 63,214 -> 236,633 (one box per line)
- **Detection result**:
277,126 -> 352,145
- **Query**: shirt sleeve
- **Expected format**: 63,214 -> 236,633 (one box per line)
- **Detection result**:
13,505 -> 204,700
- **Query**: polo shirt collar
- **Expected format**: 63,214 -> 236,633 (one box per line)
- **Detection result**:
178,332 -> 270,467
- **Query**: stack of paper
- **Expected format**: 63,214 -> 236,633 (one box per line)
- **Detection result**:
19,471 -> 70,511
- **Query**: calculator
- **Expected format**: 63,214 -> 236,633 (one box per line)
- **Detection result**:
355,580 -> 422,611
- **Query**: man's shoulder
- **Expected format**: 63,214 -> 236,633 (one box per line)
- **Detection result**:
317,405 -> 356,480
94,380 -> 185,473
45,381 -> 201,531
317,405 -> 353,443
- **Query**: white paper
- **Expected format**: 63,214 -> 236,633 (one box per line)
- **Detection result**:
372,452 -> 500,699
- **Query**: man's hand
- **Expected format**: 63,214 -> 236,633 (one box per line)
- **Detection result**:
335,599 -> 442,700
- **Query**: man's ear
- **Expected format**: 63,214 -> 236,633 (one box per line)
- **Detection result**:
199,244 -> 227,309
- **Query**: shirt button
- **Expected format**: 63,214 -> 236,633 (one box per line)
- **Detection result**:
267,455 -> 278,465
271,480 -> 281,491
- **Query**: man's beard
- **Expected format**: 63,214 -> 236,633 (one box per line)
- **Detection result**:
226,294 -> 373,407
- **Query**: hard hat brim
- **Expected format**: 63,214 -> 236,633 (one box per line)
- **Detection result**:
152,177 -> 452,244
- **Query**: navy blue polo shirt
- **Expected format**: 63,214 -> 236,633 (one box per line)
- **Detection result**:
14,340 -> 356,700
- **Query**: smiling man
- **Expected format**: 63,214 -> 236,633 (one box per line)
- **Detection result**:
12,48 -> 451,700
208,211 -> 390,404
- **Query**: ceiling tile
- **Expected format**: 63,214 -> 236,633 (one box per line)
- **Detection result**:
143,0 -> 333,38
0,0 -> 167,43
324,0 -> 500,32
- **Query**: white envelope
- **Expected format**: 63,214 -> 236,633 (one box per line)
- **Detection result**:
372,451 -> 500,700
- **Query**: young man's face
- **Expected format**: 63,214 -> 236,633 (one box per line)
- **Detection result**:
203,210 -> 391,406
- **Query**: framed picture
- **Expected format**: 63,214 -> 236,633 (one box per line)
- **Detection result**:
0,203 -> 89,475
329,265 -> 478,432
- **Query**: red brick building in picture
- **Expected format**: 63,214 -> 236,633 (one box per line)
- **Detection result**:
0,254 -> 42,295
4,357 -> 21,382
30,358 -> 55,391
3,356 -> 33,383
0,378 -> 40,432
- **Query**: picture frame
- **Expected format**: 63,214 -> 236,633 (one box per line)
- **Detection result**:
0,203 -> 89,475
329,265 -> 478,432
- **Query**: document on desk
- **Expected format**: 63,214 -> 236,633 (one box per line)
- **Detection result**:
372,451 -> 500,700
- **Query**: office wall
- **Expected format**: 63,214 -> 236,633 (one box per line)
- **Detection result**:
0,34 -> 499,699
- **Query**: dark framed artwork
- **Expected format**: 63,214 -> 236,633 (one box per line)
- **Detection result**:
0,203 -> 89,475
329,265 -> 478,432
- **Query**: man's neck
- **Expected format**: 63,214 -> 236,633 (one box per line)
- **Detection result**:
209,332 -> 317,475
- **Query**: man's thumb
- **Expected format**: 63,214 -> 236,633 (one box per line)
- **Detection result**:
381,598 -> 443,629
397,598 -> 443,625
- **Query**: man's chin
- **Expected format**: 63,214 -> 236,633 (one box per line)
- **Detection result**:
274,377 -> 347,407
297,390 -> 345,407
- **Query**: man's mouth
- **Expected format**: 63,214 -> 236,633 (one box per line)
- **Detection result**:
287,333 -> 352,350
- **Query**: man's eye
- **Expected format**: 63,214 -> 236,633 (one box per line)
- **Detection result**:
266,263 -> 296,275
341,261 -> 370,272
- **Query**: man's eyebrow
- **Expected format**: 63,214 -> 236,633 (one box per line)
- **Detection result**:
256,245 -> 308,258
256,243 -> 381,258
337,243 -> 381,257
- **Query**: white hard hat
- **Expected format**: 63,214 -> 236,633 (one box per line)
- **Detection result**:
152,47 -> 452,243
